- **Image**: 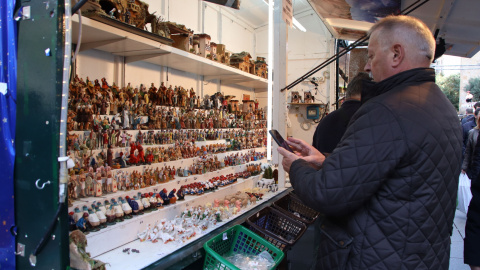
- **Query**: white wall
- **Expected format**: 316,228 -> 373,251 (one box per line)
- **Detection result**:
76,0 -> 262,101
255,11 -> 334,143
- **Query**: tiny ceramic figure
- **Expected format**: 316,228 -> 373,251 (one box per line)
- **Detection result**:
168,189 -> 177,204
235,200 -> 242,213
155,193 -> 164,209
140,193 -> 151,212
120,197 -> 133,219
176,187 -> 185,201
68,212 -> 76,231
160,188 -> 170,205
126,196 -> 140,215
134,195 -> 145,214
111,199 -> 124,222
92,204 -> 107,228
87,208 -> 100,232
76,212 -> 89,233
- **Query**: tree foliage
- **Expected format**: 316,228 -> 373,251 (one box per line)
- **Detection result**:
465,77 -> 480,101
437,73 -> 460,110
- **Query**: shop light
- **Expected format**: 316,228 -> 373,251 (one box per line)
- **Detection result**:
267,0 -> 273,160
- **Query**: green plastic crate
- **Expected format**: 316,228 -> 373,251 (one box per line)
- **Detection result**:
203,225 -> 285,270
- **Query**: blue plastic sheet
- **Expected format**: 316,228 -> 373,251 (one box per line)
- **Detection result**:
0,0 -> 17,268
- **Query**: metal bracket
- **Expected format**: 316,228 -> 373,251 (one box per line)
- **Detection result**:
16,243 -> 25,257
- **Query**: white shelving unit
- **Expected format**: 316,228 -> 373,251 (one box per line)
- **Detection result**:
72,16 -> 268,89
69,13 -> 279,269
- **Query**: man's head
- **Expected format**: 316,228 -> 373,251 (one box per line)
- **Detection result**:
345,72 -> 372,100
475,108 -> 480,118
364,15 -> 435,82
466,108 -> 474,115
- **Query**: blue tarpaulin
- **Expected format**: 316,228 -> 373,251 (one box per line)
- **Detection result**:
0,0 -> 17,268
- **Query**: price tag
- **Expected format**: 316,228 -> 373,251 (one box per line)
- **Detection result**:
223,233 -> 228,240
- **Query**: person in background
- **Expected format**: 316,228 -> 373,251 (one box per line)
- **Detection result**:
278,15 -> 462,269
310,72 -> 371,270
466,91 -> 474,103
463,108 -> 480,156
463,108 -> 475,125
464,125 -> 480,270
462,114 -> 480,179
312,72 -> 371,155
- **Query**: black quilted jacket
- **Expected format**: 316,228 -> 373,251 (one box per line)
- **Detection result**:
290,68 -> 462,270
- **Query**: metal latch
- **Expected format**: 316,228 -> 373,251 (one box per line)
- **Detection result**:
16,243 -> 25,257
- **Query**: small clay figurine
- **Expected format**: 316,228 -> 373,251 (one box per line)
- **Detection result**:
160,188 -> 170,205
76,212 -> 89,233
168,189 -> 177,204
176,187 -> 185,201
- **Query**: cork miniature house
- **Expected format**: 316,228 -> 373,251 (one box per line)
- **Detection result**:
230,51 -> 252,73
216,44 -> 230,64
209,42 -> 218,60
167,22 -> 194,52
255,57 -> 268,79
194,34 -> 212,58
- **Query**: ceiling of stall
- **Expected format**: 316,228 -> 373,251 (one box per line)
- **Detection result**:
232,0 -> 480,58
307,0 -> 480,58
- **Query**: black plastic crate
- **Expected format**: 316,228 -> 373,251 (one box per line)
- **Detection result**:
273,193 -> 320,224
247,206 -> 307,250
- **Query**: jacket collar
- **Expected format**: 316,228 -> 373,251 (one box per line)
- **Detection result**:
361,68 -> 436,105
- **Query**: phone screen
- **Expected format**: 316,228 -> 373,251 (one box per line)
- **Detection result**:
269,130 -> 294,153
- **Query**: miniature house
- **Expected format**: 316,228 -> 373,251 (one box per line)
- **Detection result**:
242,100 -> 255,113
255,57 -> 268,79
230,100 -> 239,112
192,35 -> 200,54
216,44 -> 231,64
194,33 -> 212,58
167,22 -> 194,52
249,60 -> 256,75
230,51 -> 252,73
209,42 -> 217,60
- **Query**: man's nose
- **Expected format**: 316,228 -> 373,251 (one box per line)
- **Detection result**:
364,62 -> 371,72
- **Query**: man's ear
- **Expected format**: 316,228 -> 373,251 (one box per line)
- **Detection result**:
391,44 -> 404,68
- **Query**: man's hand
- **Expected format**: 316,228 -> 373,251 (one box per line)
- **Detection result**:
277,147 -> 300,173
286,137 -> 325,167
277,137 -> 326,172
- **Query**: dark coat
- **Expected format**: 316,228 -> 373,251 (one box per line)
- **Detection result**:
462,119 -> 476,155
312,100 -> 362,154
465,131 -> 480,265
290,68 -> 462,270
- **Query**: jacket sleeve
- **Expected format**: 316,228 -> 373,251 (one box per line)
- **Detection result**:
462,129 -> 476,171
290,102 -> 407,217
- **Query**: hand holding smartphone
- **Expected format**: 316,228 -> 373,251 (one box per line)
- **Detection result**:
269,129 -> 294,153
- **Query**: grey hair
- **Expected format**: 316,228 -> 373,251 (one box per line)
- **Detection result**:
368,15 -> 436,63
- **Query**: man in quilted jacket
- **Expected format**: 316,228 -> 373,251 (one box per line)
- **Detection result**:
278,15 -> 462,269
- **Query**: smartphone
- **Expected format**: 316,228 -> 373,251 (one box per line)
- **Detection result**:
269,129 -> 294,153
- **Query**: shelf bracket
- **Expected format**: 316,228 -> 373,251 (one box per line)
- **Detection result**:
79,37 -> 127,52
124,52 -> 171,63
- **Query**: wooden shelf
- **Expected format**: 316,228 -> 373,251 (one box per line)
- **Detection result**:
72,16 -> 268,89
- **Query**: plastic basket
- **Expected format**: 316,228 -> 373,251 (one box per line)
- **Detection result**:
246,207 -> 307,250
273,193 -> 320,224
203,224 -> 285,270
